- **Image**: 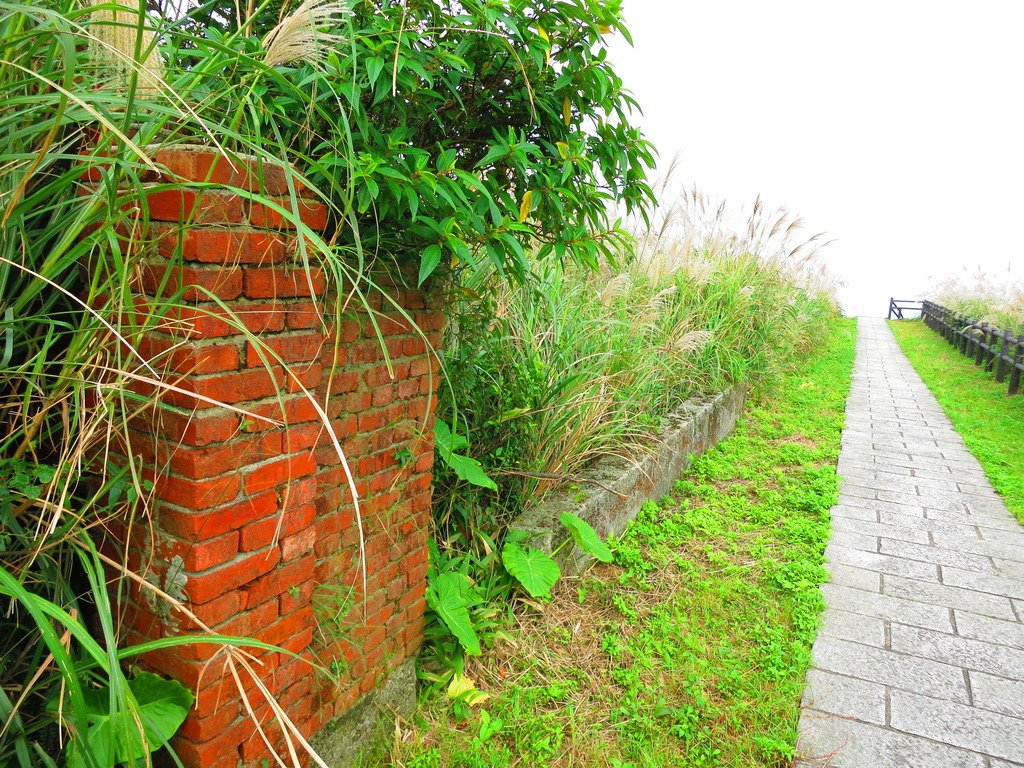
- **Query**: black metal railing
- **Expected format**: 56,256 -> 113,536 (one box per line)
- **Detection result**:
921,300 -> 1024,396
887,298 -> 924,319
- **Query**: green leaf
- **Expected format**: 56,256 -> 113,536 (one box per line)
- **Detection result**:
434,420 -> 498,490
130,672 -> 194,753
62,672 -> 193,767
560,512 -> 614,562
475,144 -> 510,169
426,571 -> 481,655
502,542 -> 560,598
418,243 -> 442,286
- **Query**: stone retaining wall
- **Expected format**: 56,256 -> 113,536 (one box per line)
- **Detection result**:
510,385 -> 746,574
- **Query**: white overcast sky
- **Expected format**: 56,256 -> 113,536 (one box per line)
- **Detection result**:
606,1 -> 1024,317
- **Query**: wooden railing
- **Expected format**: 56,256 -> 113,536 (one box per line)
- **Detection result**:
887,298 -> 924,319
921,300 -> 1024,395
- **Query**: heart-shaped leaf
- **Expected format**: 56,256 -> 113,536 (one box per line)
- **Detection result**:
426,571 -> 481,655
502,542 -> 560,598
560,512 -> 614,563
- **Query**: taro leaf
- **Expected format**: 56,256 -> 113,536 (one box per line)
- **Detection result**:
560,512 -> 614,563
434,420 -> 497,490
446,672 -> 490,706
501,542 -> 560,598
426,571 -> 481,656
64,671 -> 193,768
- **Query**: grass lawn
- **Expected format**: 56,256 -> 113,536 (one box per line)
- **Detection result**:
389,318 -> 857,768
889,319 -> 1024,523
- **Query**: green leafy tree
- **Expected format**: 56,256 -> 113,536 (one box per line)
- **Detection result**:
180,0 -> 656,281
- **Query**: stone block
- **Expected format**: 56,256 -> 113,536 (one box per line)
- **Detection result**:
969,671 -> 1024,718
827,563 -> 881,593
796,711 -> 985,768
801,669 -> 887,725
890,624 -> 1024,678
890,689 -> 1024,764
826,544 -> 937,581
508,386 -> 745,575
942,567 -> 1024,601
832,516 -> 929,544
817,607 -> 885,646
809,636 -> 969,703
883,575 -> 1015,621
878,538 -> 995,573
954,610 -> 1024,650
821,583 -> 952,632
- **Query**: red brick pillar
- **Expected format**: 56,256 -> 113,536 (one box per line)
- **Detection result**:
110,147 -> 437,767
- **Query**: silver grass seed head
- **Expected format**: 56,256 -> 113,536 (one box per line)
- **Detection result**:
262,0 -> 351,70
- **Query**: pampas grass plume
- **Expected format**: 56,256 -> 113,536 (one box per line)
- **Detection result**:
262,0 -> 350,69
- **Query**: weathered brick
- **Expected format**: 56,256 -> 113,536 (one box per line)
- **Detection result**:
245,332 -> 325,368
243,453 -> 317,495
152,225 -> 294,266
159,491 -> 278,539
140,262 -> 244,302
145,188 -> 244,224
248,198 -> 328,230
244,267 -> 327,299
184,548 -> 281,604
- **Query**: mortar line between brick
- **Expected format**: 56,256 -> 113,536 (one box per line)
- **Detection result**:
963,668 -> 975,707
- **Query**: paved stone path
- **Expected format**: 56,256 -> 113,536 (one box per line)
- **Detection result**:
797,317 -> 1024,768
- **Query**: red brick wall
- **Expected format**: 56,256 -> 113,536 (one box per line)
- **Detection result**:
100,147 -> 437,767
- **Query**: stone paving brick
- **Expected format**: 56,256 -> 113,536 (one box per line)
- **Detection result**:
882,575 -> 1016,620
953,611 -> 1024,650
980,526 -> 1024,547
832,516 -> 930,544
993,558 -> 1024,580
811,636 -> 970,703
941,567 -> 1024,601
821,582 -> 953,631
889,690 -> 1024,764
797,713 -> 987,767
889,623 -> 1024,677
877,488 -> 967,512
827,562 -> 881,592
827,544 -> 938,581
818,607 -> 885,646
827,530 -> 879,553
878,538 -> 996,573
930,532 -> 1024,562
801,669 -> 887,725
798,318 -> 1024,767
831,502 -> 882,522
968,671 -> 1024,718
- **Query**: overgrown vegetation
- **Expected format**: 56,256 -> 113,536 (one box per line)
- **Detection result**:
1,0 -> 656,764
931,267 -> 1024,332
424,185 -> 842,667
890,320 -> 1024,523
2,0 -> 847,764
0,1 -> 368,764
393,318 -> 857,768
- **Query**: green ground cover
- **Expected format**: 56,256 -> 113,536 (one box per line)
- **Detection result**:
391,317 -> 857,768
890,320 -> 1024,523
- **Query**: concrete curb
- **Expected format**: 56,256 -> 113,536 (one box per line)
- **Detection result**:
509,384 -> 746,576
